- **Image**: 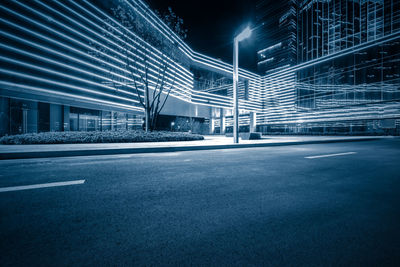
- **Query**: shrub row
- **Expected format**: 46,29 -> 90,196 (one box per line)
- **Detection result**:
0,130 -> 204,145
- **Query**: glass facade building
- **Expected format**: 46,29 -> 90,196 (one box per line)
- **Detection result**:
297,0 -> 400,62
256,0 -> 298,74
253,0 -> 400,135
292,0 -> 400,134
0,0 -> 399,137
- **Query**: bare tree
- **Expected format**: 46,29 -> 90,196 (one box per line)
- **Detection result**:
90,1 -> 187,131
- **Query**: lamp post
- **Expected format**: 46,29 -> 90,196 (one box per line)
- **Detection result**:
233,26 -> 252,143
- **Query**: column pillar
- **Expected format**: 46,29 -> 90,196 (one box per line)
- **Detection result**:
220,108 -> 226,135
209,118 -> 215,134
22,109 -> 27,134
63,105 -> 70,131
209,108 -> 215,134
250,112 -> 257,132
111,111 -> 115,131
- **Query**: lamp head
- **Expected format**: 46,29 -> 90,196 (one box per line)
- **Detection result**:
236,26 -> 252,42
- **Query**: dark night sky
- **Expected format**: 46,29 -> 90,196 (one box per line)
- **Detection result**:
146,0 -> 259,72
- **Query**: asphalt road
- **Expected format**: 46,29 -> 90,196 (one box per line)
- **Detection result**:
1,139 -> 400,266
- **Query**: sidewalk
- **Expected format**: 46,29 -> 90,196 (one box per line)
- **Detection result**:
0,135 -> 391,160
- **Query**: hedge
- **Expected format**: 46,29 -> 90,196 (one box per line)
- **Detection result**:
0,130 -> 204,145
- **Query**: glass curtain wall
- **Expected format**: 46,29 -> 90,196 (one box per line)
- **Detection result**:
297,0 -> 400,63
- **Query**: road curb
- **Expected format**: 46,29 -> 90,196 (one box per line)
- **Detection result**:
0,137 -> 383,160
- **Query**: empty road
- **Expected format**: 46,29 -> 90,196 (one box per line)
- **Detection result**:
1,139 -> 400,266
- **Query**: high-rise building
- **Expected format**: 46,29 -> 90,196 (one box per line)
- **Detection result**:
297,0 -> 400,62
255,0 -> 297,74
291,0 -> 400,134
254,0 -> 400,135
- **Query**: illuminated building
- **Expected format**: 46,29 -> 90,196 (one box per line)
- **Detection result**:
297,0 -> 400,61
0,0 -> 252,135
253,0 -> 400,135
0,0 -> 399,136
255,0 -> 298,74
289,0 -> 400,134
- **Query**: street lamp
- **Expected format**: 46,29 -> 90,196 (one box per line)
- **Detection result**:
233,26 -> 252,143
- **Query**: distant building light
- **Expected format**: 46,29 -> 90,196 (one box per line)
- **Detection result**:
279,7 -> 296,23
257,42 -> 282,54
265,64 -> 290,74
257,57 -> 274,65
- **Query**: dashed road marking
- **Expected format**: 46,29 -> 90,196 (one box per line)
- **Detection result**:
0,180 -> 85,193
305,152 -> 357,159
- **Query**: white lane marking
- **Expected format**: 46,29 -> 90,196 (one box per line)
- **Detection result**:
305,152 -> 357,159
0,180 -> 85,193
